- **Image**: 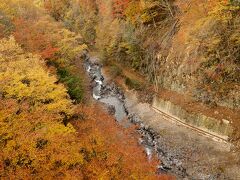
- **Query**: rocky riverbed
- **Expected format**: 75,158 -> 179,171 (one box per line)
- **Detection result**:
84,54 -> 240,179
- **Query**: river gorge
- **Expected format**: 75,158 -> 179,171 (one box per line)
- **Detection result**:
84,53 -> 240,179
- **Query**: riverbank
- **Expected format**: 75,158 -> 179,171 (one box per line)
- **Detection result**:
125,90 -> 239,179
98,59 -> 240,179
102,61 -> 239,129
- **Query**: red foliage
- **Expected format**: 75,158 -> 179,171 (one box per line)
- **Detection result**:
112,0 -> 130,18
73,105 -> 175,179
40,46 -> 59,59
13,17 -> 59,60
96,1 -> 108,17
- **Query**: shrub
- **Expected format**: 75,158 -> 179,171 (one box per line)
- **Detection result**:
110,65 -> 123,78
125,77 -> 143,90
57,68 -> 84,103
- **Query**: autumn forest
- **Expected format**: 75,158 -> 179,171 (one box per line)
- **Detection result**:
0,0 -> 239,179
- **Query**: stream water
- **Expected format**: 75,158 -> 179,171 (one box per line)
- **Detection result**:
85,57 -> 127,121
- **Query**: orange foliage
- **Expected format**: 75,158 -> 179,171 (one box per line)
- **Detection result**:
43,0 -> 70,20
13,17 -> 59,60
112,0 -> 130,18
0,0 -> 176,178
0,98 -> 174,179
73,104 -> 174,179
40,45 -> 59,59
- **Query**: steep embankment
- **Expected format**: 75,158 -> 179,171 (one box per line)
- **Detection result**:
154,0 -> 239,109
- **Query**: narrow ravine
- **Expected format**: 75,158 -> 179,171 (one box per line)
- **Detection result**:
83,53 -> 239,179
84,53 -> 190,178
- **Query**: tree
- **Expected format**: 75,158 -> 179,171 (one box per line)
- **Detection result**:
112,0 -> 130,18
44,0 -> 70,21
0,37 -> 73,115
0,1 -> 174,178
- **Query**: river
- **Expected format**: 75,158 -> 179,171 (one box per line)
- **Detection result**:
83,53 -> 239,179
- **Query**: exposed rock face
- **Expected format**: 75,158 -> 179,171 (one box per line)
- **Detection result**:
150,0 -> 240,109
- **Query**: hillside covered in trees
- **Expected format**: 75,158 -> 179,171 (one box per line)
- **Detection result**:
0,0 -> 173,179
40,0 -> 240,147
0,0 -> 239,179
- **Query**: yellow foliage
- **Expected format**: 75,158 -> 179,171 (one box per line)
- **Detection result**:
0,0 -> 17,18
0,90 -> 83,178
57,29 -> 88,63
47,123 -> 76,136
0,37 -> 73,115
0,37 -> 84,177
209,0 -> 240,21
125,1 -> 141,24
